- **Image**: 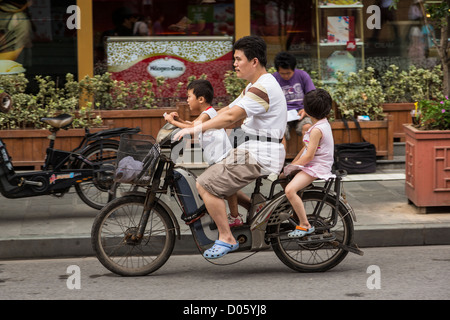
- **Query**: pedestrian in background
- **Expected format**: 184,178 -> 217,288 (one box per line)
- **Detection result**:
273,51 -> 315,150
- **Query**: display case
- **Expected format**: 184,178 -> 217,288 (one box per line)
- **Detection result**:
314,0 -> 365,82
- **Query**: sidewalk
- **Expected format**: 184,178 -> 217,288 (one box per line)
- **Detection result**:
0,168 -> 449,260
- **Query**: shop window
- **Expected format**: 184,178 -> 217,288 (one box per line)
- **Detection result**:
251,0 -> 314,70
251,0 -> 440,84
0,0 -> 78,93
363,0 -> 440,73
93,0 -> 235,75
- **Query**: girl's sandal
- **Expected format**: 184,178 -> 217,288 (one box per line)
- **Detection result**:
288,226 -> 315,238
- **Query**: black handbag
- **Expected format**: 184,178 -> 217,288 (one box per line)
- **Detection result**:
334,116 -> 377,174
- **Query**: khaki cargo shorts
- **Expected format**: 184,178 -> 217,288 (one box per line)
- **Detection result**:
197,149 -> 262,198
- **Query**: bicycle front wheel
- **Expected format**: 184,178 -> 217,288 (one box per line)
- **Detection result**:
91,195 -> 176,276
270,190 -> 354,272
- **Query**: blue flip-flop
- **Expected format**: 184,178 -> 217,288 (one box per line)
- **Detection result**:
288,226 -> 315,238
203,240 -> 239,259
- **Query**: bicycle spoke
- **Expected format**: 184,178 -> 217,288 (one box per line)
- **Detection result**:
92,196 -> 175,276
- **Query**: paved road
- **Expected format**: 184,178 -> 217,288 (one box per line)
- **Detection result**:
1,246 -> 449,302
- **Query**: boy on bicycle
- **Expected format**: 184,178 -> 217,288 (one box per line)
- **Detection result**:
164,79 -> 232,165
164,79 -> 250,228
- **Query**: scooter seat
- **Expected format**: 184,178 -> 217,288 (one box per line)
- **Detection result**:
41,114 -> 73,129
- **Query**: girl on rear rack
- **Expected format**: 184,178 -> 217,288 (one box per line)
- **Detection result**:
282,88 -> 335,238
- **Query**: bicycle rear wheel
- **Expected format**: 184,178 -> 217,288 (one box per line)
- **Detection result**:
75,140 -> 121,209
91,195 -> 176,276
270,190 -> 354,272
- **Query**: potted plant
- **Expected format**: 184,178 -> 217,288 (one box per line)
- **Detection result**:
404,97 -> 450,211
328,67 -> 394,159
0,72 -> 212,167
0,73 -> 105,168
0,73 -> 102,130
79,72 -> 213,133
382,64 -> 443,141
222,67 -> 394,159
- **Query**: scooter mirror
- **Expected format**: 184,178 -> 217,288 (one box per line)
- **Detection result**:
156,122 -> 177,145
157,122 -> 184,148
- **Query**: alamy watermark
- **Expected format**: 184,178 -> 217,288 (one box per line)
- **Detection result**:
366,265 -> 381,290
366,5 -> 382,30
170,126 -> 285,167
66,5 -> 81,30
66,265 -> 81,290
64,4 -> 382,31
64,263 -> 381,291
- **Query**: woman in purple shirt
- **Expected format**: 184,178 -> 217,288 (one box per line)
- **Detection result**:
273,52 -> 316,148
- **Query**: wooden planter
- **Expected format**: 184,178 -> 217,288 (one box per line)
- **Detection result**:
96,102 -> 228,135
285,130 -> 304,159
404,124 -> 450,211
3,105 -> 394,167
331,115 -> 394,159
382,103 -> 415,142
269,116 -> 394,160
3,107 -> 181,169
2,103 -> 241,168
2,127 -> 107,169
96,107 -> 178,137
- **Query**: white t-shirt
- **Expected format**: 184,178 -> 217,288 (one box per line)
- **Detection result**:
229,73 -> 287,174
199,107 -> 232,165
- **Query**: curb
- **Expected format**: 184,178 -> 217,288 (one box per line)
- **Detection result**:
1,225 -> 449,260
0,234 -> 198,260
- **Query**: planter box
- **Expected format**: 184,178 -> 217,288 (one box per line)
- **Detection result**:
404,124 -> 450,210
2,103 -> 239,168
383,103 -> 415,142
285,129 -> 304,159
2,128 -> 107,169
96,107 -> 177,137
4,108 -> 178,169
280,116 -> 394,160
4,103 -> 208,168
331,115 -> 394,160
3,105 -> 394,167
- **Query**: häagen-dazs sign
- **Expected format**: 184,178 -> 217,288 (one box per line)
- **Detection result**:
147,58 -> 186,79
106,36 -> 233,98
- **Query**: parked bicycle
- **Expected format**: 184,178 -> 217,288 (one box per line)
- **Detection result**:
0,93 -> 140,209
91,124 -> 363,276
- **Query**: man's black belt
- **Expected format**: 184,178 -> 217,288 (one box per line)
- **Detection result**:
230,128 -> 283,148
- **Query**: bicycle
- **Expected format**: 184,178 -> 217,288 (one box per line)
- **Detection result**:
91,124 -> 363,276
0,95 -> 140,209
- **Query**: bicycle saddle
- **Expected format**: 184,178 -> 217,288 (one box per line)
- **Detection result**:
40,113 -> 73,129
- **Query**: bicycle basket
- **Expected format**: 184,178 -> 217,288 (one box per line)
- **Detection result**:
114,134 -> 160,186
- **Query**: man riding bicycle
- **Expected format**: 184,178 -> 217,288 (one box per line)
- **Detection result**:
175,35 -> 287,259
